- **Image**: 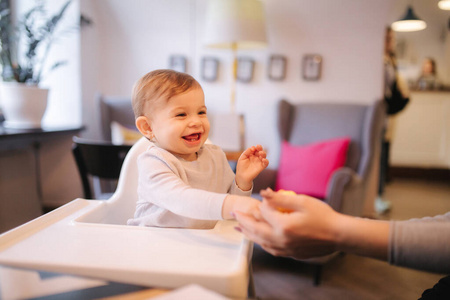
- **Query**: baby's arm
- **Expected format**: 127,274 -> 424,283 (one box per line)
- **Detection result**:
235,145 -> 269,191
222,194 -> 261,220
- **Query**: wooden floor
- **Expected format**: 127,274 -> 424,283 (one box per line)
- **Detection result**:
251,178 -> 450,300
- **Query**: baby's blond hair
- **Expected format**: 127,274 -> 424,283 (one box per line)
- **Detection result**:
131,69 -> 201,118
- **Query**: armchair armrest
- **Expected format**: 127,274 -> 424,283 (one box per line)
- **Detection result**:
253,168 -> 277,194
326,167 -> 363,216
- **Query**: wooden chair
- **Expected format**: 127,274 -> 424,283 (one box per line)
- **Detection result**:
72,136 -> 132,199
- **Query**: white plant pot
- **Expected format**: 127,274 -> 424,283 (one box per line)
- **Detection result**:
0,82 -> 49,129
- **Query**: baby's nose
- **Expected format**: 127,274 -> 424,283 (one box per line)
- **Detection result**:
189,116 -> 202,126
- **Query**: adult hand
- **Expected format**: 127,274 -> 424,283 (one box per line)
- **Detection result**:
234,188 -> 341,259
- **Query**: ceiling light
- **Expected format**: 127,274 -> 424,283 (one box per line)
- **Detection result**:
438,0 -> 450,10
392,6 -> 427,32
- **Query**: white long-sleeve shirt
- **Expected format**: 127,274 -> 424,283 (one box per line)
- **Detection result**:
127,142 -> 251,229
389,212 -> 450,274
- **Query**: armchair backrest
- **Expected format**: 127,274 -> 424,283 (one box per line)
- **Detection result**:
105,137 -> 150,224
278,100 -> 384,180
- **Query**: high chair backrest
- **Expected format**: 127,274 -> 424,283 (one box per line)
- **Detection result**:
104,137 -> 150,224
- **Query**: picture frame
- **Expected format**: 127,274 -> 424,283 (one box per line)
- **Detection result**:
302,54 -> 322,81
201,57 -> 219,82
236,57 -> 255,83
169,55 -> 187,73
268,55 -> 287,81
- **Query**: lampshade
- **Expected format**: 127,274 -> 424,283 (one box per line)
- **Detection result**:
438,0 -> 450,10
204,0 -> 267,49
392,6 -> 427,32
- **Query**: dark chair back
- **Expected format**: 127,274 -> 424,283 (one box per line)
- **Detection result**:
72,136 -> 132,199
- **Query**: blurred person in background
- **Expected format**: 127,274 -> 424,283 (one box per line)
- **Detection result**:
416,57 -> 441,90
376,26 -> 410,214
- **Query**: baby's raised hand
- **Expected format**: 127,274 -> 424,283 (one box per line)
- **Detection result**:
235,145 -> 269,191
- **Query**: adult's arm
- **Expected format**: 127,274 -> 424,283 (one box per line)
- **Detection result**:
389,213 -> 450,274
235,189 -> 450,274
234,189 -> 389,260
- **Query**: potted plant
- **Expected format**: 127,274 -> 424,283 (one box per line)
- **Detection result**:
0,0 -> 73,129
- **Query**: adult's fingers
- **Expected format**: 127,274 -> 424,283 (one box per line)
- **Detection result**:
251,207 -> 263,221
258,199 -> 288,227
261,189 -> 308,212
235,211 -> 276,244
235,208 -> 297,257
258,243 -> 293,257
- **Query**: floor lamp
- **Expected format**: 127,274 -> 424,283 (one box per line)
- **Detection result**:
204,0 -> 268,114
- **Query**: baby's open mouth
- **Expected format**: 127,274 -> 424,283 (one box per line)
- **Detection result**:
183,133 -> 201,142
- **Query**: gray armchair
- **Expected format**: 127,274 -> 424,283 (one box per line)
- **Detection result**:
254,99 -> 385,217
252,99 -> 385,285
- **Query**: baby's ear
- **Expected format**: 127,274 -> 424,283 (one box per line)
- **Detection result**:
135,116 -> 153,139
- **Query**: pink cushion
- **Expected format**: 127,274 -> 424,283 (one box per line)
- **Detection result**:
275,137 -> 351,199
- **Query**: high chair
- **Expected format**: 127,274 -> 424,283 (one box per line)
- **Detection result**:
0,137 -> 254,299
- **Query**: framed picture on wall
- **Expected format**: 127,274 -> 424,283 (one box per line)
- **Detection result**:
169,55 -> 187,73
302,54 -> 322,81
201,57 -> 219,82
268,55 -> 287,81
237,57 -> 255,83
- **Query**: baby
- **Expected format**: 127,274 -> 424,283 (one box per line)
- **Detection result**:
127,69 -> 268,229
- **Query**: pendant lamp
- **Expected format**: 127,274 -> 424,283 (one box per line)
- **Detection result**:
438,0 -> 450,10
392,6 -> 427,32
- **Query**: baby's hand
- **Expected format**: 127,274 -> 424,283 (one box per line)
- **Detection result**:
232,197 -> 262,221
235,145 -> 269,191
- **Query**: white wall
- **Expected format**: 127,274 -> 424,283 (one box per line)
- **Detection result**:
80,0 -> 392,166
80,0 -> 194,140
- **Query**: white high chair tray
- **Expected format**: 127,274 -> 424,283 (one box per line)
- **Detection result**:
0,199 -> 251,298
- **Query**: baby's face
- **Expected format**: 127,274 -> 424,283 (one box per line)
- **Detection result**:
150,87 -> 210,161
